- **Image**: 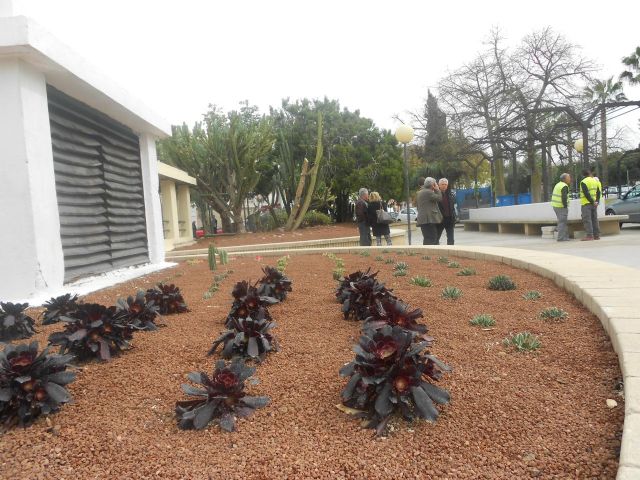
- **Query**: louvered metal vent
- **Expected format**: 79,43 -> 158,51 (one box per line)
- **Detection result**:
47,85 -> 149,282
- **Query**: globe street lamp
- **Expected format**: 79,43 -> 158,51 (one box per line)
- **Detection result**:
395,124 -> 414,245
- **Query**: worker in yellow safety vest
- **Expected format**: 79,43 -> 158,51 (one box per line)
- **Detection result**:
579,168 -> 602,241
551,173 -> 571,241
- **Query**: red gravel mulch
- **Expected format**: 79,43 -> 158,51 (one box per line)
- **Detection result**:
0,252 -> 623,479
175,223 -> 359,250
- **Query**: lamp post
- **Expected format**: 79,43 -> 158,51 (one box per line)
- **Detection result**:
395,124 -> 414,245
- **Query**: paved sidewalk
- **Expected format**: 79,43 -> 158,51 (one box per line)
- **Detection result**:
407,224 -> 640,270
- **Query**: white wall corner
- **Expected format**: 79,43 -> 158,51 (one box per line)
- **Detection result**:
140,133 -> 165,264
0,58 -> 63,300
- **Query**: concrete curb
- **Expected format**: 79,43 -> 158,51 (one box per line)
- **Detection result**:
216,244 -> 638,478
166,228 -> 408,259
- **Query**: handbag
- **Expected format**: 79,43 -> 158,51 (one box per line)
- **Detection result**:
376,207 -> 394,224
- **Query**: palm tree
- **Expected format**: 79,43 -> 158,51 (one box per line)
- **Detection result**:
621,46 -> 640,85
583,77 -> 627,186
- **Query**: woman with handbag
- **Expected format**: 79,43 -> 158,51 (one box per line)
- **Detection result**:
367,191 -> 393,246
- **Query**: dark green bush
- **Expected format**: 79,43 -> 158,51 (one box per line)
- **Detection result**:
301,210 -> 332,227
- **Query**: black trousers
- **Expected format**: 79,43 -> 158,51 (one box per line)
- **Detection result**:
436,217 -> 455,245
420,224 -> 438,245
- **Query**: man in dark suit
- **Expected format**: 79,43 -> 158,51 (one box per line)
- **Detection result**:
436,178 -> 456,245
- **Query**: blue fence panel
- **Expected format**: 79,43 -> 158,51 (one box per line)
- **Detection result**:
495,193 -> 532,206
455,187 -> 492,210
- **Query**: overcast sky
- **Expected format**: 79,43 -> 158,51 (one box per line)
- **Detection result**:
16,0 -> 640,146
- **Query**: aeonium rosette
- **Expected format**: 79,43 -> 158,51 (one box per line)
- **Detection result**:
47,303 -> 132,361
175,358 -> 269,431
0,341 -> 75,427
339,325 -> 451,436
257,266 -> 292,302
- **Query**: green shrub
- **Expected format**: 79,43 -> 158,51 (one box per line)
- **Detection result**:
441,286 -> 463,300
255,209 -> 288,231
540,307 -> 568,321
410,276 -> 432,287
394,262 -> 409,271
384,258 -> 395,264
447,261 -> 460,268
382,249 -> 390,254
374,255 -> 384,261
406,251 -> 417,257
437,256 -> 449,264
421,255 -> 431,261
392,269 -> 407,277
457,267 -> 476,276
503,332 -> 541,352
488,275 -> 517,291
359,250 -> 370,257
522,291 -> 542,300
470,314 -> 496,327
333,268 -> 345,280
301,210 -> 332,227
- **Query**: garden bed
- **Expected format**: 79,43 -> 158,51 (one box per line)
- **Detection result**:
1,252 -> 623,479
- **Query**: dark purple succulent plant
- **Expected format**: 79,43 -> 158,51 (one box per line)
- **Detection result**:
0,341 -> 75,428
116,290 -> 160,331
0,302 -> 36,341
47,303 -> 132,361
339,325 -> 450,436
209,309 -> 278,362
145,283 -> 189,315
176,358 -> 269,431
42,294 -> 80,325
257,266 -> 292,302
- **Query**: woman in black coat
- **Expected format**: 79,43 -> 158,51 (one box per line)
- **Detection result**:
366,191 -> 392,246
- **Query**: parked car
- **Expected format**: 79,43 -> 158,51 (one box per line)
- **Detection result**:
395,208 -> 418,224
604,186 -> 620,198
605,184 -> 640,224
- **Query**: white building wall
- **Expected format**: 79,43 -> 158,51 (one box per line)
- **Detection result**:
0,58 -> 64,298
140,133 -> 165,264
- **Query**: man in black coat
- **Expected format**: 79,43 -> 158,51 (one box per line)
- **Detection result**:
355,187 -> 371,246
436,178 -> 456,245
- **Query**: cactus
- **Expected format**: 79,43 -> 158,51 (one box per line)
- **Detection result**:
208,245 -> 218,271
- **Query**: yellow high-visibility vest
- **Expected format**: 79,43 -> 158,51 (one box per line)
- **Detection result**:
551,181 -> 567,208
580,177 -> 598,206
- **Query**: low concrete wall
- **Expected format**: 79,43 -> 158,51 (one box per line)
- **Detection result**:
470,199 -> 605,222
166,228 -> 407,259
222,244 -> 639,479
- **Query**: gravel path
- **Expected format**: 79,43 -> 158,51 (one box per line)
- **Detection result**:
0,253 -> 623,479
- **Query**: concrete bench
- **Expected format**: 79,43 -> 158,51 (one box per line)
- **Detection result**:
462,215 -> 628,237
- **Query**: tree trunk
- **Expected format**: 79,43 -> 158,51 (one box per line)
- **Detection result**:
290,113 -> 324,231
528,137 -> 542,203
493,155 -> 506,196
541,142 -> 549,201
284,159 -> 309,231
221,213 -> 232,234
601,108 -> 608,186
232,204 -> 245,233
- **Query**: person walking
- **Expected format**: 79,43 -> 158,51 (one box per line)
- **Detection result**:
579,168 -> 602,241
551,173 -> 571,242
436,178 -> 456,245
366,191 -> 393,246
355,187 -> 372,246
416,177 -> 443,245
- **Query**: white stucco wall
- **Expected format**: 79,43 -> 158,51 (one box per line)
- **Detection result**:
0,10 -> 171,301
140,133 -> 165,264
469,200 -> 606,222
0,58 -> 64,299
